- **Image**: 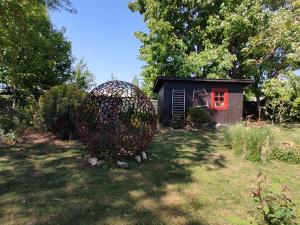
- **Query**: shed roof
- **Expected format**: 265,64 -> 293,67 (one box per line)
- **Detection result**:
153,76 -> 254,93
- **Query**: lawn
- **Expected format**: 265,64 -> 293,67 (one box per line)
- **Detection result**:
0,126 -> 299,225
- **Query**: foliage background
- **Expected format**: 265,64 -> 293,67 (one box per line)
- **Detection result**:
129,0 -> 300,99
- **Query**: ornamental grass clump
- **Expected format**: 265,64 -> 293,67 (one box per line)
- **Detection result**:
227,124 -> 274,162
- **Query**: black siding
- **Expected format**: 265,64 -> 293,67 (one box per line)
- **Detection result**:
159,80 -> 245,126
158,84 -> 165,124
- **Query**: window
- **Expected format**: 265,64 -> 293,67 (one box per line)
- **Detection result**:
211,88 -> 228,110
193,88 -> 208,107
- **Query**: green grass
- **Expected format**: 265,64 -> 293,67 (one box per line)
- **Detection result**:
275,123 -> 300,145
0,126 -> 299,225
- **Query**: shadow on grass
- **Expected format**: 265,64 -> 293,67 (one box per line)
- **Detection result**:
0,129 -> 226,225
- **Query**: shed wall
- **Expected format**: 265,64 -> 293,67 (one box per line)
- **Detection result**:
158,84 -> 165,124
160,81 -> 244,126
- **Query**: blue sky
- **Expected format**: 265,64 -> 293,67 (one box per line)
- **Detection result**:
50,0 -> 147,84
50,1 -> 299,84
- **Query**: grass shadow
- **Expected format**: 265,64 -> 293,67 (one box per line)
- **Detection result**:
0,129 -> 226,225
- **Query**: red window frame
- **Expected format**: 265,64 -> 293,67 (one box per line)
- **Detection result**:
211,88 -> 229,111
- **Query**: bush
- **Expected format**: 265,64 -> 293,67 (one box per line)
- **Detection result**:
0,93 -> 43,132
226,124 -> 274,162
186,107 -> 214,129
0,129 -> 19,145
0,106 -> 30,134
19,96 -> 42,129
170,118 -> 184,129
268,146 -> 300,164
39,84 -> 86,139
0,112 -> 18,133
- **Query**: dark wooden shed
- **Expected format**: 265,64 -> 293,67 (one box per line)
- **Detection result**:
153,77 -> 253,126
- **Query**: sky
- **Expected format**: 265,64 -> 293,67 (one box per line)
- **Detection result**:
50,1 -> 299,84
50,0 -> 147,85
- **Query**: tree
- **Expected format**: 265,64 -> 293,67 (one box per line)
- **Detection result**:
43,0 -> 77,13
109,73 -> 119,81
287,73 -> 300,121
262,78 -> 292,123
262,73 -> 300,122
132,74 -> 140,87
129,0 -> 300,100
0,0 -> 73,105
242,3 -> 300,106
70,59 -> 96,91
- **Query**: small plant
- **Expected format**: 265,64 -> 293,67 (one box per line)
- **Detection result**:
186,107 -> 214,129
268,146 -> 300,164
227,124 -> 274,162
252,173 -> 297,225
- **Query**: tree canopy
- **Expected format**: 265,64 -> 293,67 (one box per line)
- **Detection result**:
129,0 -> 300,97
132,74 -> 140,87
43,0 -> 77,13
70,59 -> 96,91
0,0 -> 73,99
262,72 -> 300,122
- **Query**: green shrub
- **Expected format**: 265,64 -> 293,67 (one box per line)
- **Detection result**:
0,92 -> 43,131
0,107 -> 30,134
170,118 -> 184,129
268,146 -> 300,164
0,129 -> 19,145
186,107 -> 214,129
0,113 -> 18,133
19,96 -> 42,129
39,84 -> 86,139
227,124 -> 274,162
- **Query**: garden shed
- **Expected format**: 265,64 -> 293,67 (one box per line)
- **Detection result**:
153,77 -> 253,126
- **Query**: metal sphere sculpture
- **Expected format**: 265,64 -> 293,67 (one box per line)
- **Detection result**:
77,80 -> 156,159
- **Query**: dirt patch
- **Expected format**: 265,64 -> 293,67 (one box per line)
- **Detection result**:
22,132 -> 54,144
281,141 -> 295,147
21,132 -> 82,148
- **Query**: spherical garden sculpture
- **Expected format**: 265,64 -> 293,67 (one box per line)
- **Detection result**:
77,80 -> 156,159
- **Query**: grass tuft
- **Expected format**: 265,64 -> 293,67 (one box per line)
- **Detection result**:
226,124 -> 274,162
